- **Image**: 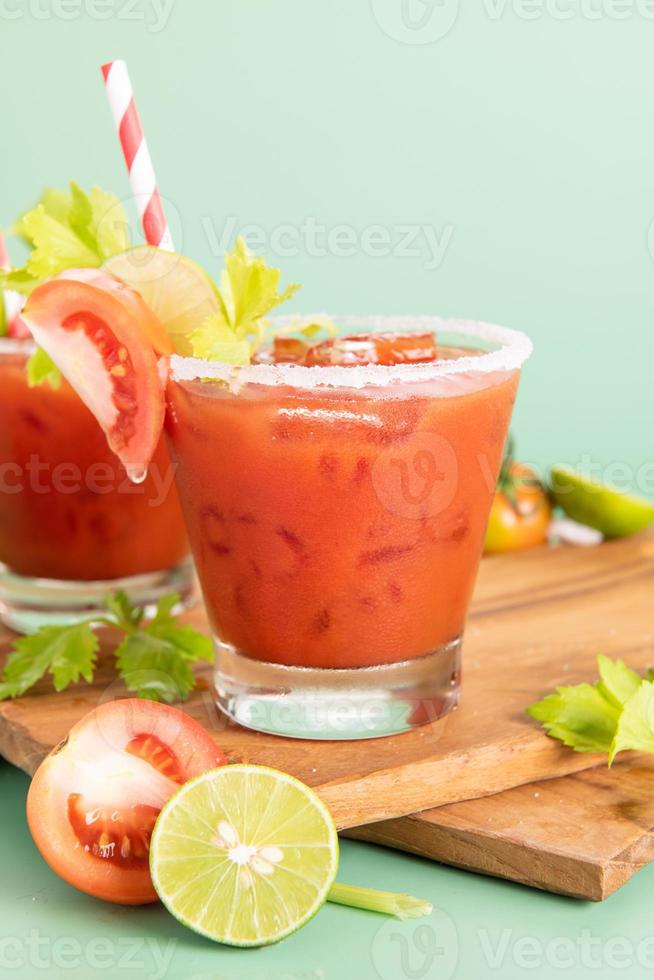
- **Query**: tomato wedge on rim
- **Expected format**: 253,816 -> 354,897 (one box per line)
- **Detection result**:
26,699 -> 226,905
21,269 -> 171,480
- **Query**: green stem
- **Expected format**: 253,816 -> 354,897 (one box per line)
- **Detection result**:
327,882 -> 432,920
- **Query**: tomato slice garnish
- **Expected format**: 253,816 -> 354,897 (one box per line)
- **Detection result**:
21,269 -> 170,479
26,699 -> 226,905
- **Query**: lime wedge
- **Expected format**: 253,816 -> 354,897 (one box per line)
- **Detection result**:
103,246 -> 219,355
149,764 -> 339,947
551,466 -> 654,538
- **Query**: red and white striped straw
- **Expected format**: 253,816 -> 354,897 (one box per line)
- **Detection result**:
101,59 -> 174,252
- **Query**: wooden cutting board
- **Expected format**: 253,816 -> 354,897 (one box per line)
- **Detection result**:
348,758 -> 654,901
1,533 -> 653,836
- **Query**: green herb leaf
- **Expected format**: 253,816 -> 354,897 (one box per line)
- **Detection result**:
189,314 -> 252,365
2,183 -> 129,295
0,591 -> 210,704
114,592 -> 212,703
609,681 -> 654,764
527,681 -> 620,753
26,347 -> 62,389
104,589 -> 143,633
189,237 -> 300,362
0,623 -> 98,700
596,654 -> 642,709
115,631 -> 197,703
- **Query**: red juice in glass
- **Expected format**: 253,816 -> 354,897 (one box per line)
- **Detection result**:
0,339 -> 191,631
165,317 -> 532,739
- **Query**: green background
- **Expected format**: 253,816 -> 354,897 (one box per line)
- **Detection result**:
1,0 -> 653,492
2,3 -> 654,979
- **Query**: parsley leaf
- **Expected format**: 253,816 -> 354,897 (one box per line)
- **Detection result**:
189,237 -> 300,363
104,589 -> 144,632
115,592 -> 212,703
0,591 -> 210,704
0,623 -> 98,699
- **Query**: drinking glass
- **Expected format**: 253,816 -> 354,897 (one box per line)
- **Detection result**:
165,316 -> 532,739
0,338 -> 193,631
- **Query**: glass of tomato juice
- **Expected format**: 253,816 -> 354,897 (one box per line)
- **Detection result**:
165,317 -> 532,739
0,337 -> 192,632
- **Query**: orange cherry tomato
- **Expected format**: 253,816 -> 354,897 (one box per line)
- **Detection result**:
484,460 -> 552,555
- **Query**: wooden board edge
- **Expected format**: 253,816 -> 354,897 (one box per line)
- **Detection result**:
346,815 -> 605,901
321,733 -> 604,829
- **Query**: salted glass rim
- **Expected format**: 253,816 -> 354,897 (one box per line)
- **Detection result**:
173,314 -> 533,390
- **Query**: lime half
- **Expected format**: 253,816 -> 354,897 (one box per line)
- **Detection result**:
149,764 -> 339,947
551,465 -> 654,538
103,246 -> 219,355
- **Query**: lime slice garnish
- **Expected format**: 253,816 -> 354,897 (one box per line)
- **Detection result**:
103,246 -> 219,355
149,764 -> 339,947
551,466 -> 654,538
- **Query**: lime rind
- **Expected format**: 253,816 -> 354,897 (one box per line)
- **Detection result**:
149,764 -> 339,947
551,466 -> 654,538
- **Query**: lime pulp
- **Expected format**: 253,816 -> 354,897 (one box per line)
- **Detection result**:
103,246 -> 219,355
149,764 -> 339,947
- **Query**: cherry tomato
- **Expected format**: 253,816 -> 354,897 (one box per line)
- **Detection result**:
26,699 -> 226,905
484,460 -> 552,555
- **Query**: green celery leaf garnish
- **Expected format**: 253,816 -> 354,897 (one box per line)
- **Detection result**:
0,591 -> 211,703
527,681 -> 620,753
189,314 -> 252,365
26,347 -> 62,389
2,182 -> 129,296
114,592 -> 212,703
528,655 -> 654,764
189,237 -> 300,363
0,623 -> 98,700
609,681 -> 654,764
0,290 -> 6,338
597,654 -> 642,709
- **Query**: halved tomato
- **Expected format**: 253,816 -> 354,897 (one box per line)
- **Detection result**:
26,699 -> 226,905
21,269 -> 171,480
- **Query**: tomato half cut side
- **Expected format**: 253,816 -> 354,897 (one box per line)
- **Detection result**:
26,699 -> 226,905
21,270 -> 168,479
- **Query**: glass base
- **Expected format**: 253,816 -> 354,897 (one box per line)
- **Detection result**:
214,637 -> 461,740
0,559 -> 197,633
